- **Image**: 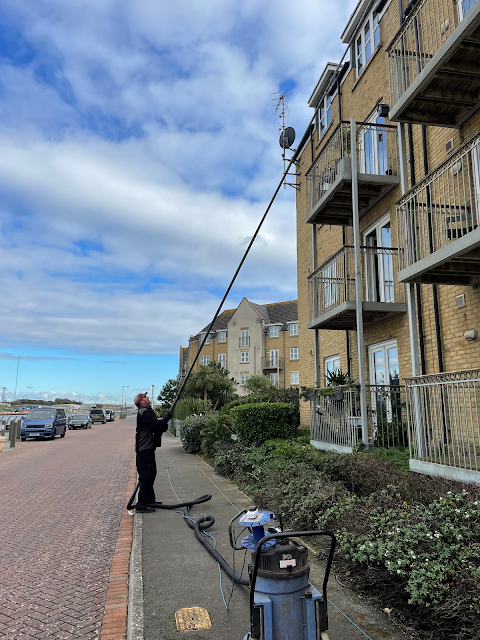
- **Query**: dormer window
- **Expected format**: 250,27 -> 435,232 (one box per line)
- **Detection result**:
355,9 -> 380,76
316,94 -> 332,137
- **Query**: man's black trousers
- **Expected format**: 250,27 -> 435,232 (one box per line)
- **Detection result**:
136,449 -> 157,507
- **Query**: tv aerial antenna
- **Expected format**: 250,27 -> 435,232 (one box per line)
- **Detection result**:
272,93 -> 298,190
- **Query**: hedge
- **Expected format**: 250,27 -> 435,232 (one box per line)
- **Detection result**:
180,414 -> 210,453
230,402 -> 297,445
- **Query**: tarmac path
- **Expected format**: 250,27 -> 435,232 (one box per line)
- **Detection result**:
0,416 -> 136,640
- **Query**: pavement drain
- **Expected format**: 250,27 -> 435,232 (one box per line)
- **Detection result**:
175,607 -> 212,631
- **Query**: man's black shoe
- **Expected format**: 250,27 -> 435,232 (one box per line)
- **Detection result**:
148,502 -> 163,508
136,506 -> 156,513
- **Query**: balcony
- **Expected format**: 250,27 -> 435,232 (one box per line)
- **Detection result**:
310,384 -> 408,453
262,357 -> 283,370
406,369 -> 480,481
396,132 -> 480,284
387,0 -> 480,127
305,122 -> 400,226
307,246 -> 406,330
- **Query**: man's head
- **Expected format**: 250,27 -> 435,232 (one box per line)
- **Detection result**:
134,392 -> 151,408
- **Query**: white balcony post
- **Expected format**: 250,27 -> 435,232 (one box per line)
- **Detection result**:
312,225 -> 320,387
398,121 -> 425,456
351,119 -> 369,447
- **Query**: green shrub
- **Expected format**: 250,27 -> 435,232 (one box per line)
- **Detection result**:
174,397 -> 209,421
221,393 -> 272,413
230,402 -> 297,445
180,414 -> 211,454
201,413 -> 234,455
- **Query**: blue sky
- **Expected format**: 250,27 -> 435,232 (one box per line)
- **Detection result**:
0,0 -> 356,404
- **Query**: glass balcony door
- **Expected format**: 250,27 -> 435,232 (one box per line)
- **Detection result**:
364,215 -> 394,303
369,340 -> 400,425
359,116 -> 387,176
269,349 -> 279,368
458,0 -> 478,20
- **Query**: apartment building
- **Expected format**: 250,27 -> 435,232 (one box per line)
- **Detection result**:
179,298 -> 300,392
296,0 -> 480,482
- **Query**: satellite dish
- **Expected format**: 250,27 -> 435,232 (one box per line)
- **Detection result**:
279,126 -> 296,149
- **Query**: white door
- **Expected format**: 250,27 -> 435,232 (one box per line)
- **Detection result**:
270,373 -> 279,388
269,349 -> 279,367
458,0 -> 478,20
359,115 -> 387,175
368,340 -> 399,424
364,215 -> 394,303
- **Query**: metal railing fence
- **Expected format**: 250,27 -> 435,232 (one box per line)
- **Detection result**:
305,121 -> 399,215
261,357 -> 284,369
396,132 -> 480,269
406,369 -> 480,472
387,0 -> 466,105
311,384 -> 408,450
308,246 -> 404,322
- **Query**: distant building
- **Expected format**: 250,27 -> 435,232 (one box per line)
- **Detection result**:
180,298 -> 300,392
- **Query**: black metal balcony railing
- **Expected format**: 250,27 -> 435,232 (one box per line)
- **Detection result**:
396,132 -> 480,284
305,121 -> 399,225
262,357 -> 284,370
311,384 -> 408,450
387,0 -> 480,127
308,246 -> 405,325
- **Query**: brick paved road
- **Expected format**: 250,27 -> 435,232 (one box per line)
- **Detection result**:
0,417 -> 135,640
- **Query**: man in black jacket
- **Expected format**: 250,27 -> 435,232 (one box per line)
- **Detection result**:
134,392 -> 172,513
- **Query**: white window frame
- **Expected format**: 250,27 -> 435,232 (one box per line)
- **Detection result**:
240,373 -> 249,386
458,0 -> 478,21
240,329 -> 249,347
289,323 -> 298,336
217,331 -> 227,343
290,371 -> 299,385
323,261 -> 337,308
316,93 -> 333,137
269,325 -> 280,338
325,355 -> 340,378
363,213 -> 394,303
290,348 -> 299,360
241,350 -> 249,363
269,349 -> 280,367
270,372 -> 279,388
200,355 -> 209,365
355,6 -> 382,77
200,333 -> 210,345
218,353 -> 226,368
368,339 -> 399,424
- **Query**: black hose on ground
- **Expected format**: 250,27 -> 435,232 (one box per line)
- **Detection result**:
127,482 -> 212,510
182,506 -> 250,586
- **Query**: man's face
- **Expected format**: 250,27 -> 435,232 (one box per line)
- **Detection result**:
139,395 -> 151,408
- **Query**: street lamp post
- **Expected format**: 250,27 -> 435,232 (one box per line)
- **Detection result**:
121,386 -> 130,410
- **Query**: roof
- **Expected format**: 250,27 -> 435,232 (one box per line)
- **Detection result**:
190,308 -> 236,340
308,63 -> 341,108
189,300 -> 298,340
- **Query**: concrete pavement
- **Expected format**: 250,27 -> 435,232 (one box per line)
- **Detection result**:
140,433 -> 406,640
0,416 -> 136,640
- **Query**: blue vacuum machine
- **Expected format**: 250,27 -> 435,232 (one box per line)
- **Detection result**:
236,506 -> 336,640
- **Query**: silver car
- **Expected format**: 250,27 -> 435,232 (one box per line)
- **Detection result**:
68,413 -> 92,430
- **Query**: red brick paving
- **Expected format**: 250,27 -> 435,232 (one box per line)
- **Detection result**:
0,418 -> 136,639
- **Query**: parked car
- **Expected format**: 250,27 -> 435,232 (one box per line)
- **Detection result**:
20,407 -> 67,441
89,408 -> 107,424
69,413 -> 92,430
105,409 -> 115,422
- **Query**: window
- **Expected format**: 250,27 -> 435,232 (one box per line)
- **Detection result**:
269,325 -> 280,338
316,94 -> 333,137
290,371 -> 299,385
217,331 -> 227,343
458,0 -> 478,20
200,333 -> 210,345
290,348 -> 299,360
241,351 -> 249,363
200,355 -> 209,365
270,372 -> 279,388
325,355 -> 340,378
368,340 -> 399,386
218,353 -> 226,368
269,349 -> 279,367
240,373 -> 249,386
240,329 -> 249,346
355,7 -> 381,76
323,261 -> 337,308
364,215 -> 394,303
359,114 -> 388,176
289,323 -> 298,336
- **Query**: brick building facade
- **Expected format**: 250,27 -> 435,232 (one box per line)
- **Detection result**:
295,0 -> 480,481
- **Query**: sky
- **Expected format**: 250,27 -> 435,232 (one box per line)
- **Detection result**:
0,0 -> 356,405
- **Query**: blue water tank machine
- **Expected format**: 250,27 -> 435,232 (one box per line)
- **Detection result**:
238,506 -> 336,640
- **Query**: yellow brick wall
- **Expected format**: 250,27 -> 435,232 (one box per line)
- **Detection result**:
295,0 -> 480,427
